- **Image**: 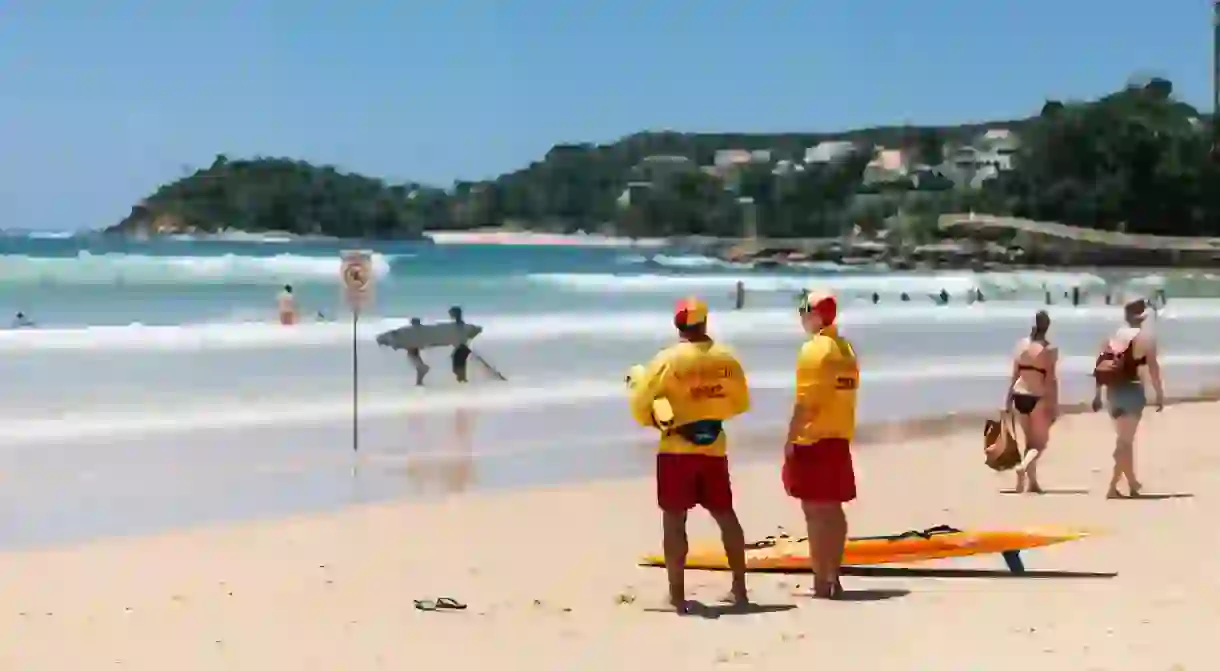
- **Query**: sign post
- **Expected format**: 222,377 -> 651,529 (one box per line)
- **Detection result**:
340,250 -> 374,453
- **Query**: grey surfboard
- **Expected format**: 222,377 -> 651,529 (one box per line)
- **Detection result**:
375,322 -> 482,350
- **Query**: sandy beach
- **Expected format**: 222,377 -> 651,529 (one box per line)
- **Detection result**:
0,402 -> 1212,670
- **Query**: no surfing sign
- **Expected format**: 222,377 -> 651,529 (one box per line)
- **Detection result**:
340,250 -> 374,313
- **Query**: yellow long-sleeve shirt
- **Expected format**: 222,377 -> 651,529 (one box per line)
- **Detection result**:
629,340 -> 750,456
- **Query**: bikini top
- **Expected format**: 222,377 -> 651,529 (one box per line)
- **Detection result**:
1017,363 -> 1047,376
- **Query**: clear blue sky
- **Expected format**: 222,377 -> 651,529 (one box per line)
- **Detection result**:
0,0 -> 1211,230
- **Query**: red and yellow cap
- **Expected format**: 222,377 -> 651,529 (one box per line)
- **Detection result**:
799,291 -> 837,326
674,296 -> 708,329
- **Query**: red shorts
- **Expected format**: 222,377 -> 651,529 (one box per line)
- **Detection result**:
655,454 -> 734,513
783,439 -> 857,503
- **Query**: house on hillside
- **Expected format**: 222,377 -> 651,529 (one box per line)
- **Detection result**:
804,141 -> 857,164
935,128 -> 1021,188
861,147 -> 910,184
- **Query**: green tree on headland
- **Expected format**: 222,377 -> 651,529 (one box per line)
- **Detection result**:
108,77 -> 1219,240
110,156 -> 440,238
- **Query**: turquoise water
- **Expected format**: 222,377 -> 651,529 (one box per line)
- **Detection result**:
4,233 -> 1215,327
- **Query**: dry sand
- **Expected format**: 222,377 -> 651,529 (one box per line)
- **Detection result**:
1,404 -> 1215,670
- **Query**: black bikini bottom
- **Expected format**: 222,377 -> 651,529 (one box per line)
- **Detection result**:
1012,393 -> 1040,415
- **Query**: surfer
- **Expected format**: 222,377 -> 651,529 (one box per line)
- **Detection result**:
448,306 -> 472,383
784,291 -> 859,599
628,297 -> 751,611
1006,310 -> 1059,494
1091,298 -> 1164,498
277,285 -> 298,325
405,317 -> 431,386
734,281 -> 745,310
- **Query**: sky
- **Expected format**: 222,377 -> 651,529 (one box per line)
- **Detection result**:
0,0 -> 1212,230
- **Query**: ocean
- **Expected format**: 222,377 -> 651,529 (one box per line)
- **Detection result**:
2,232 -> 1219,546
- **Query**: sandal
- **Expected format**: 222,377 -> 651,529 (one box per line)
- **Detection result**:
414,597 -> 467,612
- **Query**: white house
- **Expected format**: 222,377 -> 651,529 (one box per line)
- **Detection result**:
804,141 -> 857,164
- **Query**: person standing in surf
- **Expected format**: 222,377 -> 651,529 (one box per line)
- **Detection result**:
405,317 -> 431,386
1091,297 -> 1164,498
783,291 -> 858,599
1006,310 -> 1059,494
277,284 -> 298,325
628,297 -> 751,612
448,306 -> 472,383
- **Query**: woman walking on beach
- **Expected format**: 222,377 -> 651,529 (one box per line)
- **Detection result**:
1006,310 -> 1059,493
1091,298 -> 1164,498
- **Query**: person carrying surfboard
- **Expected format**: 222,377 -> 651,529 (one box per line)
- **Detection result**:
783,291 -> 859,599
628,297 -> 751,612
405,317 -> 431,386
448,306 -> 472,383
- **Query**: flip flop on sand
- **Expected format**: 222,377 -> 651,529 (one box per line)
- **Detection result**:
414,597 -> 467,612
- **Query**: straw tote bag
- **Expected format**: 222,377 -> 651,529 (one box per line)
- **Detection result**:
983,410 -> 1022,472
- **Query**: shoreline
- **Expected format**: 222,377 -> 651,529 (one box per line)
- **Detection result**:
0,401 -> 1213,668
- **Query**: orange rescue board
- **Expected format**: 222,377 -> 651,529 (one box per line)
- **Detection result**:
639,524 -> 1088,571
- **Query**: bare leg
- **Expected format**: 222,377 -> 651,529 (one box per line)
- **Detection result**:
709,510 -> 748,604
1107,415 -> 1142,497
1020,406 -> 1051,493
1013,411 -> 1034,491
661,511 -> 689,610
802,501 -> 847,597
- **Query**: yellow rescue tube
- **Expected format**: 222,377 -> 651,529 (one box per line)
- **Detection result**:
625,364 -> 674,429
639,524 -> 1089,571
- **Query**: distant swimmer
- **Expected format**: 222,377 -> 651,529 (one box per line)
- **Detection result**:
629,297 -> 750,611
1071,286 -> 1081,307
734,280 -> 745,310
1006,310 -> 1059,494
10,312 -> 34,329
277,285 -> 298,325
900,292 -> 910,302
930,289 -> 949,305
871,292 -> 880,305
405,317 -> 431,386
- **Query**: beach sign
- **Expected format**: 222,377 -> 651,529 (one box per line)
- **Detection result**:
340,250 -> 374,313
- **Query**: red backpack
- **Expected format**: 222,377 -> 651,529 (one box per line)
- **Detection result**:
1092,340 -> 1138,385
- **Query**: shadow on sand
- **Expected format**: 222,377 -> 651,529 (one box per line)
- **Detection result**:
791,587 -> 911,602
999,488 -> 1091,495
644,602 -> 797,619
842,566 -> 1117,580
1109,492 -> 1193,501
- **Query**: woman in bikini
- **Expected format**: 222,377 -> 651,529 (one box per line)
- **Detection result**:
1006,310 -> 1059,493
1091,298 -> 1164,498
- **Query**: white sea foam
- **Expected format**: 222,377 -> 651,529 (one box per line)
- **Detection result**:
525,270 -> 1116,296
8,352 -> 1220,444
2,300 -> 1219,353
0,252 -> 394,285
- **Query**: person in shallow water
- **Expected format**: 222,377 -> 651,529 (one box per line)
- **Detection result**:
405,317 -> 430,386
1006,310 -> 1060,494
277,284 -> 298,325
628,297 -> 751,612
448,306 -> 472,383
10,312 -> 34,328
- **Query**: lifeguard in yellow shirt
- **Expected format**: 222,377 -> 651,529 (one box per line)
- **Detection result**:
629,297 -> 751,611
784,291 -> 859,600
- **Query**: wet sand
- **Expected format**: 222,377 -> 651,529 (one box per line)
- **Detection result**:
0,402 -> 1214,669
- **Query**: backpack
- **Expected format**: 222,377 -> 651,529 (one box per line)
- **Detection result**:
1092,340 -> 1138,385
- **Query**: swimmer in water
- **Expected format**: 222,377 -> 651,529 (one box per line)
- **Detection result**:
406,317 -> 431,386
11,312 -> 34,329
277,285 -> 298,325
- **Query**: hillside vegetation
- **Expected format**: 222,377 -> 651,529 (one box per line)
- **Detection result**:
110,77 -> 1217,241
